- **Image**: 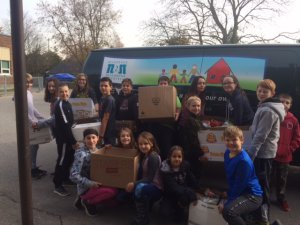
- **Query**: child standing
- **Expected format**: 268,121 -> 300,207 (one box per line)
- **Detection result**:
247,79 -> 285,223
180,96 -> 204,178
160,145 -> 201,222
53,83 -> 79,196
126,131 -> 163,225
70,128 -> 118,216
272,93 -> 300,212
44,77 -> 59,116
98,77 -> 116,145
219,126 -> 263,225
150,76 -> 181,160
26,73 -> 48,179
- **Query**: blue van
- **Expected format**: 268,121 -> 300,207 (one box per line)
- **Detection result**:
83,44 -> 300,164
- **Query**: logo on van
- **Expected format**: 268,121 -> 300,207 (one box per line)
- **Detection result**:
106,64 -> 127,75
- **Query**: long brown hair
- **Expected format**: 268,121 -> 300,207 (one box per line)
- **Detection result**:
73,73 -> 90,95
44,77 -> 59,103
137,131 -> 160,154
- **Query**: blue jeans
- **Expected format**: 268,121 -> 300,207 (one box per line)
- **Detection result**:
134,183 -> 162,202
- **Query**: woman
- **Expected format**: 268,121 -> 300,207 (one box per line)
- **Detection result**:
222,75 -> 254,126
70,73 -> 99,112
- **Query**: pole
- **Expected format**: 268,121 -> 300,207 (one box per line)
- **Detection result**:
10,0 -> 33,224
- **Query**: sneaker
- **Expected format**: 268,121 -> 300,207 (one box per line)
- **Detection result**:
31,169 -> 42,180
73,196 -> 83,210
53,186 -> 70,197
81,199 -> 97,217
35,167 -> 47,176
280,200 -> 291,212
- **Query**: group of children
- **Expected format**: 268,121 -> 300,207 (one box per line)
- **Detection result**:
26,72 -> 300,225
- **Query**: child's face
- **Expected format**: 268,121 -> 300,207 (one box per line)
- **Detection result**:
170,149 -> 183,169
280,97 -> 291,112
121,82 -> 132,95
197,78 -> 206,93
159,81 -> 169,86
222,77 -> 236,94
59,85 -> 69,101
187,100 -> 201,115
78,76 -> 87,89
84,134 -> 99,149
138,137 -> 153,155
47,81 -> 56,94
224,135 -> 243,154
26,79 -> 33,90
100,81 -> 112,96
256,86 -> 274,102
120,130 -> 131,147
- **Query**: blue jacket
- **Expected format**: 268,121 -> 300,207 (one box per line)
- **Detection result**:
224,149 -> 263,206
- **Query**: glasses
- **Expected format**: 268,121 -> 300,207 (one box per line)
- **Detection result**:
222,82 -> 234,86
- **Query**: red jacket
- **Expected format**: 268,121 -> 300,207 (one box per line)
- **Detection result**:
275,112 -> 300,163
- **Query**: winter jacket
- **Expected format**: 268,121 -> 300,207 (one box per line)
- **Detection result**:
160,160 -> 200,204
248,98 -> 285,159
70,146 -> 95,195
275,112 -> 300,163
224,149 -> 263,206
225,89 -> 254,126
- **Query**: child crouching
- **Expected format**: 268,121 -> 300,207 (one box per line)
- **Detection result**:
160,145 -> 202,222
70,128 -> 118,216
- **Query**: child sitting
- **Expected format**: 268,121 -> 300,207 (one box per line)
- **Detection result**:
126,131 -> 163,225
70,128 -> 118,216
218,126 -> 263,225
160,145 -> 201,222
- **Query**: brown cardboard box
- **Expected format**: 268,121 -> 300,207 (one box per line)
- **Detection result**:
90,147 -> 139,189
138,86 -> 177,120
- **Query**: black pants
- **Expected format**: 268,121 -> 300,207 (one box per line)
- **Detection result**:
271,160 -> 289,202
223,194 -> 262,225
53,139 -> 75,188
253,158 -> 273,223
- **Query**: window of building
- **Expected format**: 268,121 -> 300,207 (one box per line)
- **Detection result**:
0,60 -> 10,75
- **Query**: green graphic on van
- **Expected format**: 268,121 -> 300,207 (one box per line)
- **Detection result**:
101,56 -> 265,91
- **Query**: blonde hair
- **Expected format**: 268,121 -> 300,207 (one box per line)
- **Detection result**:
223,125 -> 244,141
257,79 -> 276,95
26,73 -> 33,81
186,96 -> 201,107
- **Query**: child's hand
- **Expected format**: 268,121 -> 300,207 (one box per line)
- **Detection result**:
126,182 -> 134,192
104,144 -> 112,149
217,203 -> 224,214
204,188 -> 216,198
192,200 -> 198,206
91,181 -> 102,188
221,192 -> 227,199
32,122 -> 38,129
72,142 -> 80,150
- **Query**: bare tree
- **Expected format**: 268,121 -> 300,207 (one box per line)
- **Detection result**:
143,0 -> 298,45
37,0 -> 121,66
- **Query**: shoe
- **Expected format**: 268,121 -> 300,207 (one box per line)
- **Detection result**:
73,196 -> 83,210
31,169 -> 42,179
35,167 -> 47,176
81,199 -> 97,216
280,200 -> 291,212
271,219 -> 283,225
53,186 -> 70,197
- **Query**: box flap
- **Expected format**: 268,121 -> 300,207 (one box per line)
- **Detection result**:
93,147 -> 138,158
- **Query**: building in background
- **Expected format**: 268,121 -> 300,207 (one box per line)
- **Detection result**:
0,34 -> 13,94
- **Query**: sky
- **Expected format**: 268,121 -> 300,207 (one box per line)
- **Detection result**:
0,0 -> 299,47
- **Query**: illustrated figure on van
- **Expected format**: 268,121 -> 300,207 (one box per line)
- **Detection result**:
180,69 -> 188,83
188,64 -> 200,83
160,69 -> 167,77
170,64 -> 179,83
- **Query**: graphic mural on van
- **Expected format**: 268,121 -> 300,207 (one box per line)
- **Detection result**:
101,56 -> 265,91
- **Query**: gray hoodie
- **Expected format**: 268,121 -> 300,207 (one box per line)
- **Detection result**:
248,98 -> 285,159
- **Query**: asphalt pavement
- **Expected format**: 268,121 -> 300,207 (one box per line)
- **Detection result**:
0,90 -> 300,225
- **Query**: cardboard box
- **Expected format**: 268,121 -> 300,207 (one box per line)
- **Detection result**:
71,122 -> 101,142
189,196 -> 227,225
138,86 -> 177,120
198,126 -> 251,162
29,125 -> 53,145
69,98 -> 96,121
90,147 -> 139,189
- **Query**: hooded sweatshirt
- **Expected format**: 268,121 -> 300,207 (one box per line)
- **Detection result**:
275,112 -> 300,163
248,98 -> 285,159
